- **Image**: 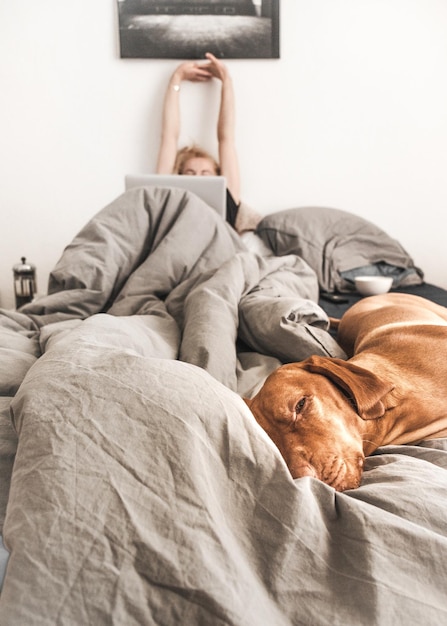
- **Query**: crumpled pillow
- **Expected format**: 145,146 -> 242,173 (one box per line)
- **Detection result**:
255,206 -> 424,293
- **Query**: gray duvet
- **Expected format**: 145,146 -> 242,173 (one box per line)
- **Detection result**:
0,188 -> 446,625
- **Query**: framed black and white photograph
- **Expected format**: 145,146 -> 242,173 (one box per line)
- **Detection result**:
117,0 -> 280,59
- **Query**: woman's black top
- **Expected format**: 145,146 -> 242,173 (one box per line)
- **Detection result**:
226,189 -> 239,228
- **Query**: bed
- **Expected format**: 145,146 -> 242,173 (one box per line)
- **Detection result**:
0,187 -> 446,625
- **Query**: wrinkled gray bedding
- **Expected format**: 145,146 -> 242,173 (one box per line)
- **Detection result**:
0,188 -> 446,625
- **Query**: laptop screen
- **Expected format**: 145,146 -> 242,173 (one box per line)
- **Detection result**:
125,174 -> 227,219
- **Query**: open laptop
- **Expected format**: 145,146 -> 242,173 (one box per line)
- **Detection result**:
125,174 -> 227,219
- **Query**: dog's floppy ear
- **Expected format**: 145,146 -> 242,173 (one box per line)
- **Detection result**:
300,355 -> 394,420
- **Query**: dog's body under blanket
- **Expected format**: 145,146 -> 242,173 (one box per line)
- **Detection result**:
246,293 -> 447,491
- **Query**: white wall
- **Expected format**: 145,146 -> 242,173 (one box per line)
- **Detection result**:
1,0 -> 446,309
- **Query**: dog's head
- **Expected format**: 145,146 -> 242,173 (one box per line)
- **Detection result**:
246,355 -> 394,491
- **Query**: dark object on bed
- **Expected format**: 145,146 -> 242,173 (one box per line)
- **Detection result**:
319,282 -> 447,318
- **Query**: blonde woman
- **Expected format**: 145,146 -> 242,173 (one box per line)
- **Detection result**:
156,52 -> 241,227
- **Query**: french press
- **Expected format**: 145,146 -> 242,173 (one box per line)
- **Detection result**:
13,257 -> 37,309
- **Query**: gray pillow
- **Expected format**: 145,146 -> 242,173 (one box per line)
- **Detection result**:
256,206 -> 423,292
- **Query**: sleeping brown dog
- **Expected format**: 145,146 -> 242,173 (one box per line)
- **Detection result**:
245,293 -> 447,491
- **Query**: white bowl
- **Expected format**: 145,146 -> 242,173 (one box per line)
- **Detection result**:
354,276 -> 393,296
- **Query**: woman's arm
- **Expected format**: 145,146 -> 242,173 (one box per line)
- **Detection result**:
205,53 -> 240,205
156,61 -> 213,174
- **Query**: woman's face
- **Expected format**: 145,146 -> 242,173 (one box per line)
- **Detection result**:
181,157 -> 217,176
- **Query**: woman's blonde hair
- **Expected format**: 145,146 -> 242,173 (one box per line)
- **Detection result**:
174,145 -> 220,175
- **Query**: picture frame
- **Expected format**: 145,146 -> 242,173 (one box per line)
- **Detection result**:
117,1 -> 280,59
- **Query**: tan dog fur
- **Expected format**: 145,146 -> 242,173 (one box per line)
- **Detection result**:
246,293 -> 447,491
